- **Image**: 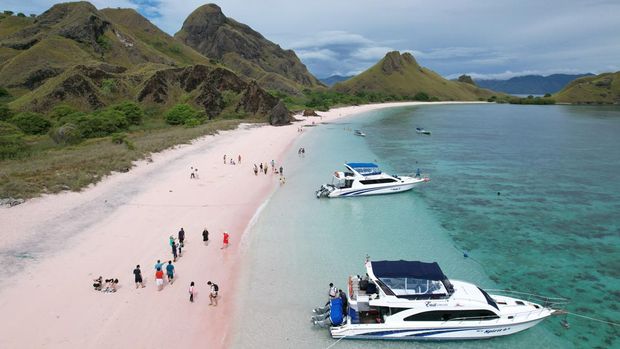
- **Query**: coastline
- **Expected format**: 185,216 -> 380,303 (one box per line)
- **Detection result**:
0,101 -> 485,348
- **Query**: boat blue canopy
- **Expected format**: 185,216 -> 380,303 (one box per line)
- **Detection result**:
346,162 -> 378,168
345,163 -> 381,175
371,260 -> 446,281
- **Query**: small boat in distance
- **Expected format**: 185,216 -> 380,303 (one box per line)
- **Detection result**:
354,130 -> 366,137
315,163 -> 429,198
416,127 -> 431,135
313,259 -> 567,341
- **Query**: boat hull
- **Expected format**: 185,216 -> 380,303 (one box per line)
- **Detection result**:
330,317 -> 546,340
328,182 -> 417,197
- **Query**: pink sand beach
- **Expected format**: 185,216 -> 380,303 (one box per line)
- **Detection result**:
0,102 -> 481,348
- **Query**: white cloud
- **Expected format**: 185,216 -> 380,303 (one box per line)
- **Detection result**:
296,48 -> 338,61
350,46 -> 395,60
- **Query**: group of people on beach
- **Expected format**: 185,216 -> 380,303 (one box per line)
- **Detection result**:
93,226 -> 225,306
224,154 -> 241,165
92,277 -> 119,293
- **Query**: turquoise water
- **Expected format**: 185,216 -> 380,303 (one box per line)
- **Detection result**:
233,104 -> 619,349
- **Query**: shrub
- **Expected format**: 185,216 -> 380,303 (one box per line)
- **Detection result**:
111,132 -> 127,144
413,92 -> 430,101
10,112 -> 52,135
49,104 -> 78,119
0,87 -> 9,97
111,101 -> 143,125
165,104 -> 200,125
0,104 -> 13,121
3,11 -> 14,16
17,12 -> 25,17
544,93 -> 552,98
75,109 -> 128,138
49,123 -> 82,145
101,79 -> 117,95
0,121 -> 28,159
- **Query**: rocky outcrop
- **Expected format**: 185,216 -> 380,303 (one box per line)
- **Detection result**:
303,109 -> 318,116
268,100 -> 291,126
175,4 -> 323,93
237,81 -> 279,115
458,74 -> 476,85
381,51 -> 420,74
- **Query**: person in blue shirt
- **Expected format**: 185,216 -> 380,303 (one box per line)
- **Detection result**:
166,261 -> 175,285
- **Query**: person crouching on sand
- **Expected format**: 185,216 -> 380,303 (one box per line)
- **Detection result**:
93,276 -> 103,291
207,281 -> 219,306
221,232 -> 229,249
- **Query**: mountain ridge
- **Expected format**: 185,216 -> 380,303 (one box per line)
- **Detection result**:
333,51 -> 498,101
475,74 -> 594,95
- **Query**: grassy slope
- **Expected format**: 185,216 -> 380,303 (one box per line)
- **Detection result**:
334,52 -> 497,100
100,8 -> 210,67
554,72 -> 620,104
0,119 -> 243,199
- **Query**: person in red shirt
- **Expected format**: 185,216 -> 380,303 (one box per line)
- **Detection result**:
221,232 -> 229,249
155,268 -> 164,291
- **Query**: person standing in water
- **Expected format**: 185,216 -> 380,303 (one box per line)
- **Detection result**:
202,227 -> 209,245
133,265 -> 145,288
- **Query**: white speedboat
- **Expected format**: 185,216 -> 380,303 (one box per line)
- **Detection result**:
321,259 -> 566,340
315,163 -> 429,198
354,130 -> 366,137
416,127 -> 431,135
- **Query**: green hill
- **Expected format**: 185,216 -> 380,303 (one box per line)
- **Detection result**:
333,51 -> 498,101
553,72 -> 620,104
0,2 -> 287,124
175,4 -> 323,95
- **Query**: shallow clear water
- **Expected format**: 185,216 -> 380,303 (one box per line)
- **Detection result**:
233,104 -> 620,349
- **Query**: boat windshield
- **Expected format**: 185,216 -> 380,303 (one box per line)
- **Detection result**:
380,277 -> 447,296
346,163 -> 381,176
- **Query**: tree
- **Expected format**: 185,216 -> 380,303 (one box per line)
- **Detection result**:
111,101 -> 143,125
9,112 -> 52,135
75,109 -> 128,138
3,11 -> 14,16
544,93 -> 552,98
16,12 -> 25,17
165,104 -> 200,125
30,14 -> 36,18
49,123 -> 82,145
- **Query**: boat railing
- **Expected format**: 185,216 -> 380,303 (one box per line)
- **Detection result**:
485,289 -> 570,309
445,307 -> 550,325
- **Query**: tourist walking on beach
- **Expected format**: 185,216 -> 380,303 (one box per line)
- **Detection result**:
264,165 -> 268,175
189,282 -> 195,302
154,259 -> 164,271
207,281 -> 219,306
223,154 -> 226,164
238,154 -> 241,164
166,261 -> 175,284
172,241 -> 178,261
133,265 -> 145,288
202,227 -> 209,245
178,228 -> 185,247
169,235 -> 175,248
155,268 -> 164,291
279,166 -> 284,176
253,164 -> 258,176
221,232 -> 229,249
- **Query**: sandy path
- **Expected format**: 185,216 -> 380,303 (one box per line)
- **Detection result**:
0,101 -> 482,348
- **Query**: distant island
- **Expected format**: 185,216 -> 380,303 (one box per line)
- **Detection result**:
475,74 -> 594,95
554,72 -> 620,104
320,75 -> 354,87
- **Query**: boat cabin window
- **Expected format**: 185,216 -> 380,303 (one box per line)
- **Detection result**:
380,277 -> 447,297
404,310 -> 499,322
359,178 -> 397,185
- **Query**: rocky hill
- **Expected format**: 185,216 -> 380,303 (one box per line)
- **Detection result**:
553,72 -> 620,104
175,4 -> 323,95
476,74 -> 594,95
320,75 -> 353,87
333,51 -> 497,100
0,2 -> 289,125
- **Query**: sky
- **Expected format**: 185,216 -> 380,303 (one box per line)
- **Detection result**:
4,0 -> 620,79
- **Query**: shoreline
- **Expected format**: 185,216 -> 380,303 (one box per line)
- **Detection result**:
0,101 -> 485,348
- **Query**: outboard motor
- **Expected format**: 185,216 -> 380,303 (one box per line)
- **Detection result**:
315,184 -> 334,198
312,298 -> 344,327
